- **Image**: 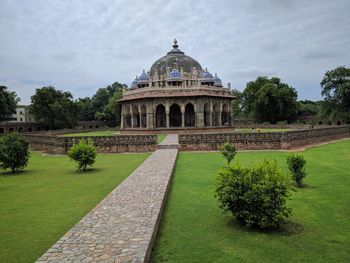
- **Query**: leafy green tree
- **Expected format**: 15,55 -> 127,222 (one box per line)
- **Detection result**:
287,154 -> 307,187
68,139 -> 97,172
0,133 -> 29,173
320,66 -> 350,123
297,100 -> 321,116
0,86 -> 19,121
218,142 -> 237,166
216,160 -> 292,229
29,86 -> 80,129
77,97 -> 94,121
241,77 -> 298,123
231,89 -> 243,117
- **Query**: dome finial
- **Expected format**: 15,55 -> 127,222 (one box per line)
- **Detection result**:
173,39 -> 178,49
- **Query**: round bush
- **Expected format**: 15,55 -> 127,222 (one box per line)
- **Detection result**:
0,133 -> 29,173
68,138 -> 97,172
216,160 -> 292,229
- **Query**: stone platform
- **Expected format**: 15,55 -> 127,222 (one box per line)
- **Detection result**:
37,135 -> 178,263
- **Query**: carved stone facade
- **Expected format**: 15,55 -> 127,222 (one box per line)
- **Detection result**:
119,40 -> 235,130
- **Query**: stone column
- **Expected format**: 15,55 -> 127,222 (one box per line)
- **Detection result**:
208,111 -> 212,126
165,103 -> 170,128
181,112 -> 185,127
219,101 -> 223,126
130,106 -> 135,128
138,104 -> 142,128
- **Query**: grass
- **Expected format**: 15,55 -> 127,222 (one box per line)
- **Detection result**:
0,151 -> 149,263
235,128 -> 293,133
157,134 -> 166,144
60,130 -> 120,137
151,140 -> 350,263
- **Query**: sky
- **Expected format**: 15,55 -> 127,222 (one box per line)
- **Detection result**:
0,0 -> 349,104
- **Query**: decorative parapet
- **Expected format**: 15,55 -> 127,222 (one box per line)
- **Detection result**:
120,85 -> 235,101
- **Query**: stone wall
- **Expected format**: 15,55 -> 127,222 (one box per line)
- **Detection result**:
26,134 -> 157,154
179,126 -> 350,151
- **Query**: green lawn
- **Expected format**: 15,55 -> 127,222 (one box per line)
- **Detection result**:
0,151 -> 149,263
151,140 -> 350,263
60,130 -> 120,137
235,128 -> 292,133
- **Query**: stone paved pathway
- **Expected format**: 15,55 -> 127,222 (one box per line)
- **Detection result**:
37,135 -> 178,263
157,134 -> 178,149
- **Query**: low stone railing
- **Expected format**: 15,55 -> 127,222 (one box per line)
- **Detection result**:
178,125 -> 350,151
25,134 -> 157,154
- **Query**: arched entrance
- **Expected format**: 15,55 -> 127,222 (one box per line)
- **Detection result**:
213,104 -> 220,126
132,105 -> 140,128
156,104 -> 166,127
0,128 -> 4,134
221,104 -> 230,125
141,105 -> 147,128
185,103 -> 195,127
169,104 -> 181,127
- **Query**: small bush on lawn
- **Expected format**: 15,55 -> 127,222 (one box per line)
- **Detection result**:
287,154 -> 307,187
68,138 -> 97,172
216,160 -> 292,229
218,142 -> 236,166
0,133 -> 29,173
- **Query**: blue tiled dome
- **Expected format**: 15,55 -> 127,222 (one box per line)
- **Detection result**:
213,73 -> 222,87
168,69 -> 182,78
200,68 -> 215,83
137,69 -> 149,85
131,76 -> 139,88
201,69 -> 213,79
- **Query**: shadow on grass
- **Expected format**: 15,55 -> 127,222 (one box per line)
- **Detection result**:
0,169 -> 31,177
226,218 -> 304,236
68,167 -> 104,175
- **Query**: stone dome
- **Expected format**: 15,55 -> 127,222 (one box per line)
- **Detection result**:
150,39 -> 202,76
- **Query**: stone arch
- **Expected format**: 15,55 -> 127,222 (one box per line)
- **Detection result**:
185,103 -> 195,127
18,127 -> 23,133
204,103 -> 211,126
0,127 -> 4,134
124,105 -> 131,128
156,104 -> 166,127
141,105 -> 147,128
213,103 -> 221,126
28,127 -> 33,132
221,103 -> 230,125
132,105 -> 140,128
169,104 -> 182,127
9,127 -> 14,133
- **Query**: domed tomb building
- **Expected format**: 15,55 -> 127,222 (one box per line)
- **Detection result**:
119,40 -> 236,130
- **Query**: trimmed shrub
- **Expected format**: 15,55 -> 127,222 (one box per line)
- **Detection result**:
287,154 -> 307,187
0,133 -> 29,173
216,160 -> 292,229
218,142 -> 237,166
68,139 -> 97,172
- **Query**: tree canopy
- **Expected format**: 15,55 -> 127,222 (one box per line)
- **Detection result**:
320,66 -> 350,123
30,86 -> 80,129
241,77 -> 298,123
0,86 -> 19,121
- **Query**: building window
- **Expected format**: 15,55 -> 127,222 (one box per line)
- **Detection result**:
20,111 -> 23,115
20,118 -> 23,122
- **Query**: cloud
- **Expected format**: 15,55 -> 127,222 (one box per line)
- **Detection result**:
0,0 -> 349,103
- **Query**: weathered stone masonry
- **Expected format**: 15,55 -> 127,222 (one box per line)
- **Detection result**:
179,126 -> 350,151
26,134 -> 157,154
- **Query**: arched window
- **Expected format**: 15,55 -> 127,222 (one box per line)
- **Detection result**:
185,103 -> 195,127
156,104 -> 166,127
170,104 -> 182,127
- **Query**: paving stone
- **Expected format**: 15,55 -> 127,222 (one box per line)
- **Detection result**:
36,135 -> 178,263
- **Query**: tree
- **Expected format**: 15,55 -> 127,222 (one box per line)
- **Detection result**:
297,100 -> 321,116
0,86 -> 19,121
287,154 -> 307,187
216,160 -> 292,229
218,142 -> 237,166
77,97 -> 94,121
68,139 -> 97,172
231,89 -> 243,117
320,66 -> 350,123
241,77 -> 298,123
0,133 -> 29,173
30,86 -> 80,129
